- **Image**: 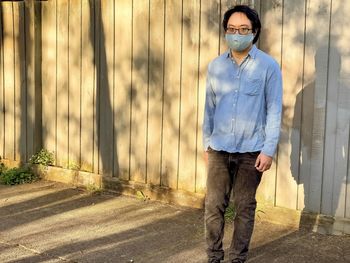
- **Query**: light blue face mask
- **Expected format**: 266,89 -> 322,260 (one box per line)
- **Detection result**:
225,33 -> 254,52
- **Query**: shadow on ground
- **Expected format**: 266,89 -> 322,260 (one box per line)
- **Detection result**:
0,181 -> 349,263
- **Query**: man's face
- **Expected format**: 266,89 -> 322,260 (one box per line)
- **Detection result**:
227,12 -> 253,34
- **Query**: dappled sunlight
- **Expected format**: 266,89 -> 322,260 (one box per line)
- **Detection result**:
2,3 -> 16,161
0,182 -> 206,263
80,0 -> 96,173
274,0 -> 306,210
67,3 -> 83,171
41,0 -> 58,165
1,0 -> 349,228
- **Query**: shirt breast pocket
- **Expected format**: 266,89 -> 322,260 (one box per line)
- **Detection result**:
242,77 -> 262,96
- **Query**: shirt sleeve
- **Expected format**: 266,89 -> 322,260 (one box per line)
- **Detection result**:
261,62 -> 283,157
202,64 -> 216,151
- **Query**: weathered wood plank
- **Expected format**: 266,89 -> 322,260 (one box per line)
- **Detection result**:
177,0 -> 200,192
256,0 -> 283,205
328,0 -> 350,218
67,0 -> 81,170
196,0 -> 221,194
0,3 -> 3,158
114,0 -> 132,180
92,0 -> 100,174
303,1 -> 331,214
129,0 -> 149,183
15,3 -> 26,162
56,1 -> 69,167
80,0 -> 95,173
24,0 -> 35,160
3,3 -> 15,160
146,0 -> 164,186
41,0 -> 56,163
98,0 -> 114,176
161,0 -> 182,189
276,0 -> 305,210
92,0 -> 100,172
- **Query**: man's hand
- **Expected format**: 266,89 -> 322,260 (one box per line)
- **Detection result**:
255,153 -> 273,172
204,151 -> 209,166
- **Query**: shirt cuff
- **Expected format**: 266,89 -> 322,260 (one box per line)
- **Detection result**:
203,138 -> 211,151
261,145 -> 276,158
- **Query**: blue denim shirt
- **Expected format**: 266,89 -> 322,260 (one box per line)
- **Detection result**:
202,45 -> 282,157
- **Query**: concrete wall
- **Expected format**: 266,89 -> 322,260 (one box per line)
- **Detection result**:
0,0 -> 349,224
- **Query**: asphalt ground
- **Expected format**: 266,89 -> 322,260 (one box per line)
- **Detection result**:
0,181 -> 349,263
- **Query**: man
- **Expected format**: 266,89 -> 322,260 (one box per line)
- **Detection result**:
203,5 -> 282,263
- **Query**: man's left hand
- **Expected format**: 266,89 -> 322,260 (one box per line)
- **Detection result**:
255,153 -> 273,172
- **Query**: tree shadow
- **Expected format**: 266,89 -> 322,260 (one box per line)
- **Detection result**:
88,0 -> 118,177
6,208 -> 205,263
0,0 -> 42,164
0,184 -> 121,234
0,183 -> 206,263
0,1 -> 3,157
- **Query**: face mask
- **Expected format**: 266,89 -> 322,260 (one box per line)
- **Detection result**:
225,33 -> 254,52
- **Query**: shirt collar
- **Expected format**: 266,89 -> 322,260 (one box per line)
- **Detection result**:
226,44 -> 258,60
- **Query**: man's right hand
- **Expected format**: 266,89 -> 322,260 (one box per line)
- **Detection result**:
204,151 -> 208,167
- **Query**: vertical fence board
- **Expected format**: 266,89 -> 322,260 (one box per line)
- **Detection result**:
41,0 -> 56,162
344,2 -> 350,218
257,0 -> 283,205
329,0 -> 350,218
3,3 -> 15,160
114,0 -> 132,180
56,1 -> 69,167
15,3 -> 26,162
98,0 -> 114,176
68,0 -> 81,170
276,0 -> 306,210
129,0 -> 149,183
0,3 -> 3,158
80,0 -> 94,172
25,1 -> 35,160
299,0 -> 331,213
347,137 -> 350,218
322,5 -> 340,216
92,0 -> 100,174
147,0 -> 164,186
309,30 -> 333,213
161,0 -> 182,189
196,0 -> 221,194
177,0 -> 200,192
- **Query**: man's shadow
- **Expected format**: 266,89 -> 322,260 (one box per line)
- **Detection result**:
291,45 -> 346,233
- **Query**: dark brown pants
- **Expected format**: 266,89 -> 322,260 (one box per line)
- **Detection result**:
205,150 -> 262,262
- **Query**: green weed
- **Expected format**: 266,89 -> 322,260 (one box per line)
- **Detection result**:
86,184 -> 103,195
224,204 -> 236,222
0,166 -> 39,185
29,149 -> 54,166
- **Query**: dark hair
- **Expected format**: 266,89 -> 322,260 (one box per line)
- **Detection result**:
222,5 -> 261,44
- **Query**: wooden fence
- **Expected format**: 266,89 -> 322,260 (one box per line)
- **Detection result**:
0,0 -> 349,224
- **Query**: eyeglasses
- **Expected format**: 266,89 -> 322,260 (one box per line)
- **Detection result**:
225,27 -> 252,35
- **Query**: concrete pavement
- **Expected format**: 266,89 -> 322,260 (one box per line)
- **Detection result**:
0,181 -> 349,263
